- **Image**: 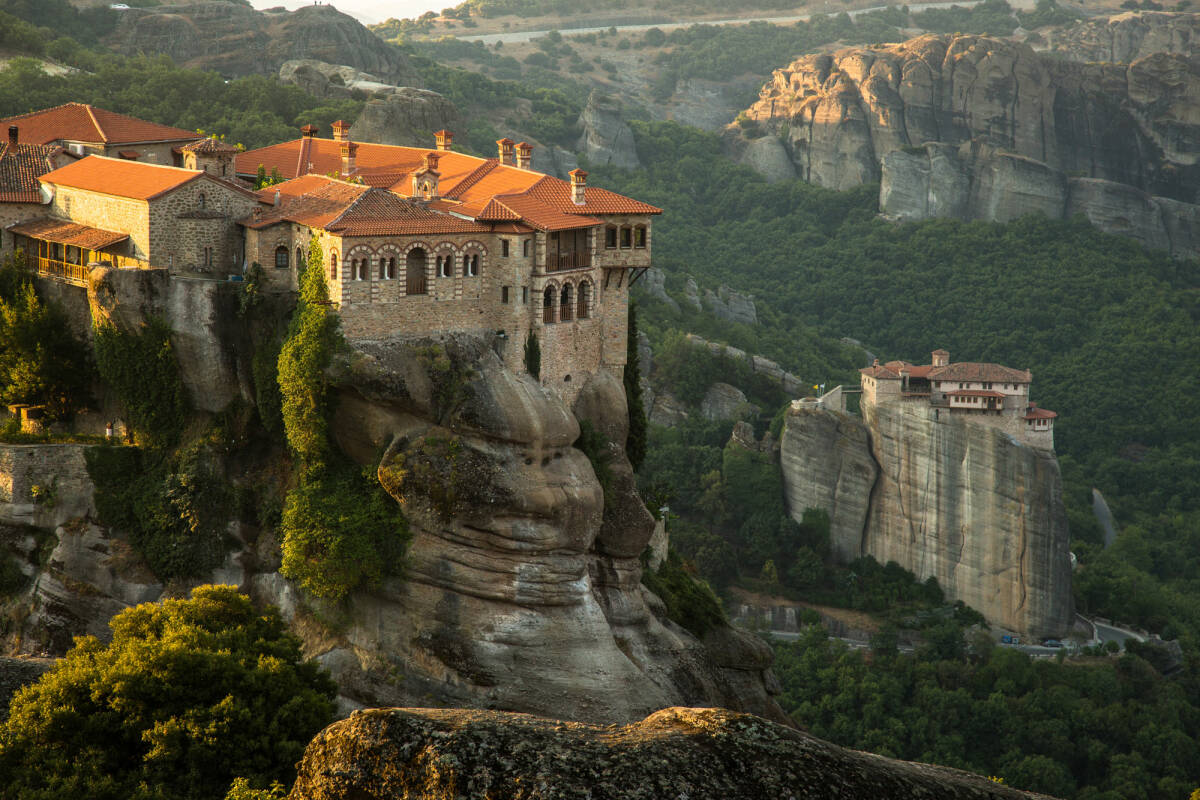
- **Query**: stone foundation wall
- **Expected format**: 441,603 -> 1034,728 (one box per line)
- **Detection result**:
0,443 -> 95,530
148,178 -> 257,274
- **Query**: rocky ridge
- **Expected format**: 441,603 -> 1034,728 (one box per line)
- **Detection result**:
740,33 -> 1200,257
106,3 -> 421,84
780,401 -> 1072,637
1047,11 -> 1200,64
288,705 -> 1056,800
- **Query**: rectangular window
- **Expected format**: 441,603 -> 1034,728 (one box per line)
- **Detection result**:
523,239 -> 531,257
522,287 -> 528,305
502,286 -> 510,304
605,227 -> 617,249
620,227 -> 631,249
501,239 -> 510,257
634,226 -> 647,248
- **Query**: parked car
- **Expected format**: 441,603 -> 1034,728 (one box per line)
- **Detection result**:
1042,639 -> 1064,648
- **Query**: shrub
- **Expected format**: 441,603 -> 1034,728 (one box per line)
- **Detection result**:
0,585 -> 336,800
524,329 -> 541,379
574,419 -> 613,500
93,316 -> 188,447
624,302 -> 647,471
641,549 -> 726,637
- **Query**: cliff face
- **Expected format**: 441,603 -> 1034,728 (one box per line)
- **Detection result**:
253,333 -> 786,726
780,403 -> 1072,637
742,33 -> 1200,256
106,3 -> 420,84
288,706 -> 1057,800
1048,11 -> 1200,65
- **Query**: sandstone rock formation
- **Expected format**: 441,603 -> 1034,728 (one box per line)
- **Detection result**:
576,91 -> 641,170
701,382 -> 755,421
0,657 -> 51,720
106,3 -> 420,84
251,333 -> 785,726
350,90 -> 461,149
703,284 -> 757,326
742,33 -> 1200,256
289,706 -> 1056,800
780,401 -> 1072,637
1048,11 -> 1200,64
279,60 -> 401,99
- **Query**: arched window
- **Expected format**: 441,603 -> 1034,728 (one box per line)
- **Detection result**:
465,253 -> 480,277
387,257 -> 396,280
198,193 -> 206,209
274,245 -> 289,269
560,284 -> 573,321
543,286 -> 556,323
356,258 -> 368,281
406,248 -> 427,295
379,256 -> 388,280
577,281 -> 590,319
295,246 -> 303,269
438,253 -> 454,278
329,252 -> 338,280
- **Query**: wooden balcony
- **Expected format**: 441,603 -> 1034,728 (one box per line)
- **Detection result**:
545,251 -> 591,271
34,257 -> 89,286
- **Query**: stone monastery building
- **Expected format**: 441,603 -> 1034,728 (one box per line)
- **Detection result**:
0,106 -> 660,400
860,349 -> 1057,449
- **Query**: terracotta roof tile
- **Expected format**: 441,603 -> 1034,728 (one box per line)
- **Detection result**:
244,178 -> 368,230
39,155 -> 203,200
1024,404 -> 1057,420
930,362 -> 1031,384
946,390 -> 1006,398
0,142 -> 56,203
329,189 -> 492,236
860,364 -> 901,379
9,217 -> 128,249
0,103 -> 196,146
180,137 -> 239,155
522,175 -> 662,216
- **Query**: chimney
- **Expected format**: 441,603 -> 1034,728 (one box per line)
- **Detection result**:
434,129 -> 454,151
496,137 -> 515,165
932,349 -> 949,367
331,120 -> 351,143
413,152 -> 441,200
300,124 -> 318,138
273,190 -> 281,208
516,141 -> 533,169
873,358 -> 879,367
7,126 -> 17,147
568,168 -> 587,205
340,140 -> 358,176
423,151 -> 441,172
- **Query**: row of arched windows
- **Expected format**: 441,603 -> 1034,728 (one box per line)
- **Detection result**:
543,280 -> 592,324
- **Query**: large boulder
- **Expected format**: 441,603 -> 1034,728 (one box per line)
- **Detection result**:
289,706 -> 1057,800
350,89 -> 461,148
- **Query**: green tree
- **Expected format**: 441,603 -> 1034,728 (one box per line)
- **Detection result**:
0,585 -> 335,800
524,328 -> 541,379
0,276 -> 91,420
93,316 -> 189,447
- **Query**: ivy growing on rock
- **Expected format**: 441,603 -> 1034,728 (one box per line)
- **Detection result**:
93,316 -> 188,448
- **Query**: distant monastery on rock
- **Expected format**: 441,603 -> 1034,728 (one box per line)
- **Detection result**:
0,103 -> 660,401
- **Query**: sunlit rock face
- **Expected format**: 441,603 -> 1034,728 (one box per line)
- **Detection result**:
741,32 -> 1200,257
288,706 -> 1059,800
260,333 -> 786,725
780,402 -> 1073,638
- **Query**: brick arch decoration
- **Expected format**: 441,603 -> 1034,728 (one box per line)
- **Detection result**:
402,241 -> 433,295
377,243 -> 403,280
542,279 -> 560,324
328,248 -> 341,280
434,242 -> 458,278
576,278 -> 593,319
461,239 -> 487,277
345,244 -> 376,282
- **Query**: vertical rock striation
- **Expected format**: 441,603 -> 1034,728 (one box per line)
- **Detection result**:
780,401 -> 1072,637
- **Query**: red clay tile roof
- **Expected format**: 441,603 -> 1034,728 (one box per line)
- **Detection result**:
181,137 -> 239,155
860,363 -> 901,379
0,142 -> 57,203
9,217 -> 128,249
930,362 -> 1031,384
0,103 -> 196,146
235,137 -> 659,231
242,176 -> 491,236
946,390 -> 1006,398
39,155 -> 203,200
1024,404 -> 1058,420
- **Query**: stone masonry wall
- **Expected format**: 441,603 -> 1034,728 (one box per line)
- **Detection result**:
0,202 -> 50,258
147,177 -> 258,274
51,188 -> 149,261
0,444 -> 95,530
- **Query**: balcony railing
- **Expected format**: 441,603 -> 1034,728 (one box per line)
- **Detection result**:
35,257 -> 89,286
546,251 -> 591,271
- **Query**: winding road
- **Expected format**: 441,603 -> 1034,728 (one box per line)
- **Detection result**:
459,0 -> 1037,44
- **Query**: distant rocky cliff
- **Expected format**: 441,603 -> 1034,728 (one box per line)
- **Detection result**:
288,706 -> 1057,800
780,402 -> 1072,637
740,33 -> 1200,257
1047,11 -> 1200,64
106,3 -> 420,84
